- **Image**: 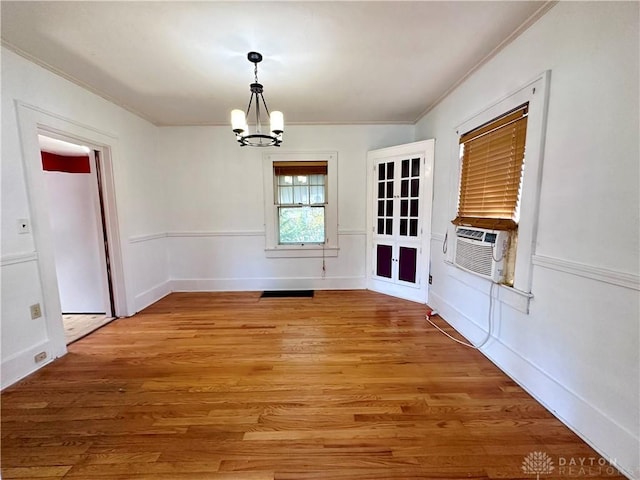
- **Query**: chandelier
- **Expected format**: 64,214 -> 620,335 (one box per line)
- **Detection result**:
231,52 -> 283,147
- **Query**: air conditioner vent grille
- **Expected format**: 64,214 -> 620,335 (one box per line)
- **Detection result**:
456,228 -> 485,240
455,238 -> 493,277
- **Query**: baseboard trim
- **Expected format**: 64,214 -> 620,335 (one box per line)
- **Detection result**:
428,290 -> 639,480
170,276 -> 366,292
134,281 -> 171,313
1,340 -> 56,390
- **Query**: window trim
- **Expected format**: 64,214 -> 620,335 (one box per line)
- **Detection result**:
263,151 -> 339,258
446,71 -> 550,300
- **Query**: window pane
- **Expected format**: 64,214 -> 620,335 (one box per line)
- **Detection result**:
279,206 -> 325,244
386,162 -> 394,180
277,174 -> 326,206
411,158 -> 420,177
401,180 -> 409,198
279,186 -> 293,204
410,199 -> 419,217
293,185 -> 309,204
278,175 -> 293,185
411,178 -> 419,197
386,199 -> 393,216
409,219 -> 418,237
400,219 -> 407,236
401,159 -> 410,178
378,163 -> 386,181
400,200 -> 408,217
310,185 -> 325,204
378,200 -> 385,217
308,174 -> 325,186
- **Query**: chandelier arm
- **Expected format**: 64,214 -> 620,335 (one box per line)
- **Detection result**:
254,92 -> 262,134
258,92 -> 271,117
244,92 -> 255,119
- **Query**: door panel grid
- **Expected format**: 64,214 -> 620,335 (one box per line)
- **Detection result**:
399,158 -> 421,238
373,156 -> 422,288
376,161 -> 395,236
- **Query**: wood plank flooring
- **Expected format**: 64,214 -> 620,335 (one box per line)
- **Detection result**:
1,291 -> 625,479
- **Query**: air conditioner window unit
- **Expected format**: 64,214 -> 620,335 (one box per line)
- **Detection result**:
453,226 -> 510,282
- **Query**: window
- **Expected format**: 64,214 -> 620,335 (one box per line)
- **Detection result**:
453,104 -> 528,231
263,152 -> 338,258
274,161 -> 327,244
446,71 -> 549,309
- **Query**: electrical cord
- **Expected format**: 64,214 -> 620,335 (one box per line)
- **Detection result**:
425,282 -> 495,349
321,239 -> 326,279
442,231 -> 448,254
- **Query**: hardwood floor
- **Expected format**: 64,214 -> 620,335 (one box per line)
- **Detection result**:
1,291 -> 625,479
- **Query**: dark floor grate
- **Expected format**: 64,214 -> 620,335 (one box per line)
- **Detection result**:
261,290 -> 314,298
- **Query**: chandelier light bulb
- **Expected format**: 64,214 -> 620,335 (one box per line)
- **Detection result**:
270,111 -> 284,134
231,109 -> 246,133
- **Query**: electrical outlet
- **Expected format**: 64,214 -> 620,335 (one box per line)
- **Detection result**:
17,218 -> 30,234
30,303 -> 42,320
34,351 -> 47,363
428,274 -> 433,285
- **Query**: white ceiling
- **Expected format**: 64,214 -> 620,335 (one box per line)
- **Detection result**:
2,1 -> 550,126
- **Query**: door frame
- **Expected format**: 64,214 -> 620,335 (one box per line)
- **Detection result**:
365,139 -> 435,304
40,136 -> 114,319
16,101 -> 132,360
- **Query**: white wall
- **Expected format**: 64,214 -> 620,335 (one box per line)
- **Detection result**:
2,5 -> 638,477
1,47 -> 169,387
43,169 -> 107,313
159,124 -> 415,291
415,2 -> 639,478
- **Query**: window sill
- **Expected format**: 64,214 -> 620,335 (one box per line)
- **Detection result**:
265,246 -> 339,258
497,283 -> 533,314
444,259 -> 533,314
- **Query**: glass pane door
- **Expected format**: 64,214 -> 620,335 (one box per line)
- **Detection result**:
399,157 -> 420,238
376,161 -> 395,236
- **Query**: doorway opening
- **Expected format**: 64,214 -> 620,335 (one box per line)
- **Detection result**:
38,134 -> 116,344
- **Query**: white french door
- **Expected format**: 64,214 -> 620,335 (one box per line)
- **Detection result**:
366,140 -> 435,303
